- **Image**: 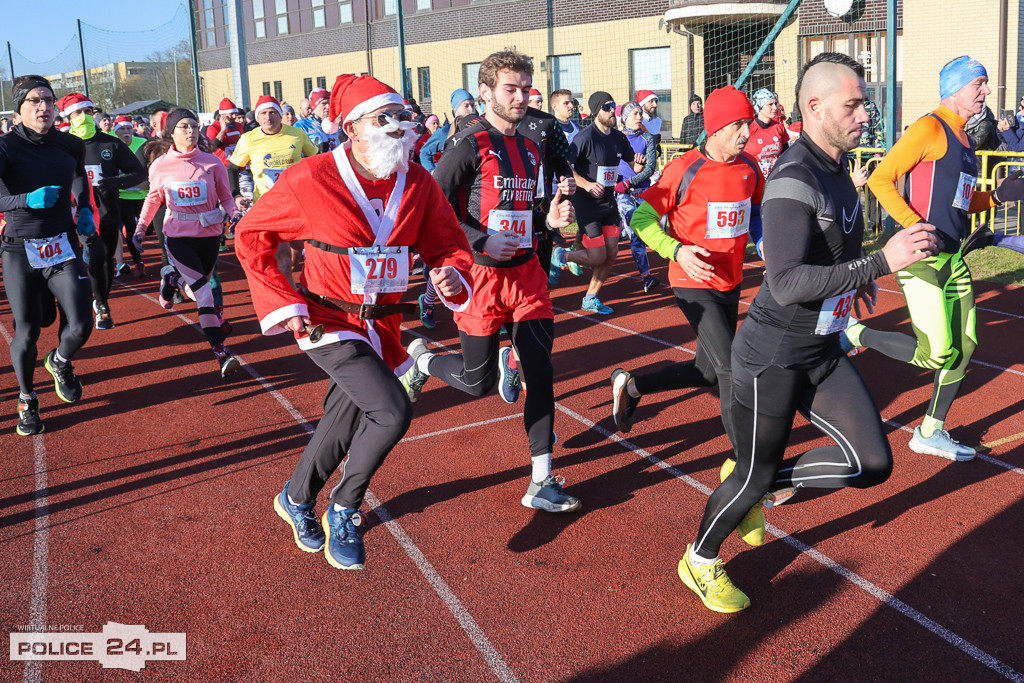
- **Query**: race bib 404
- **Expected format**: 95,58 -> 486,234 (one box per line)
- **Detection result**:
350,246 -> 410,295
815,290 -> 856,335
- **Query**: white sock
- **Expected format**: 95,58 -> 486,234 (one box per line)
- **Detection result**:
583,294 -> 596,303
287,494 -> 302,506
333,503 -> 344,512
531,453 -> 552,483
689,545 -> 717,566
626,377 -> 641,398
19,391 -> 36,401
416,352 -> 433,375
54,350 -> 69,364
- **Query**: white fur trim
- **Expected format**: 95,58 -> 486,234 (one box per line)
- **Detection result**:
63,99 -> 94,116
343,92 -> 405,124
260,302 -> 309,335
255,101 -> 283,117
437,273 -> 473,313
113,120 -> 133,130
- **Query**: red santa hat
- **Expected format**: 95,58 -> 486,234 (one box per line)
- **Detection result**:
529,88 -> 543,101
308,88 -> 329,109
218,98 -> 239,115
254,95 -> 283,117
57,121 -> 71,131
57,93 -> 93,117
113,115 -> 133,130
636,90 -> 657,107
321,74 -> 404,135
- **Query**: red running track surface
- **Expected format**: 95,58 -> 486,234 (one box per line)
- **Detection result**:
1,246 -> 1022,682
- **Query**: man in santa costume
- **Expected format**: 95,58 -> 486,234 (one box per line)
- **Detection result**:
235,74 -> 475,571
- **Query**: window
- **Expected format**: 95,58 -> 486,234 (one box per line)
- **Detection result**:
340,1 -> 353,22
274,81 -> 283,101
207,29 -> 216,46
551,54 -> 582,99
462,62 -> 480,93
383,0 -> 397,15
254,0 -> 266,38
316,76 -> 327,90
418,67 -> 431,102
303,78 -> 313,97
262,81 -> 271,96
276,0 -> 288,35
312,0 -> 326,28
630,47 -> 672,135
417,0 -> 431,9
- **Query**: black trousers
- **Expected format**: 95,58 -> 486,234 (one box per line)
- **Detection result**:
3,242 -> 93,395
693,353 -> 893,559
287,340 -> 413,509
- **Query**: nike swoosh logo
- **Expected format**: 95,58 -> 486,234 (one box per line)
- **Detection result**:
842,202 -> 860,234
77,276 -> 89,280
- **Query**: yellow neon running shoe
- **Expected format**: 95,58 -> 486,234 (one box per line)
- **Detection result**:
677,544 -> 750,613
720,458 -> 766,547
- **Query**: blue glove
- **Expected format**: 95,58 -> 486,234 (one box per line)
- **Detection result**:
76,208 -> 96,237
756,238 -> 764,259
26,185 -> 61,209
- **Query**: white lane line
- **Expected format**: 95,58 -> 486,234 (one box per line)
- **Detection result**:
554,305 -> 1024,475
554,403 -> 1024,682
121,284 -> 519,683
0,322 -> 49,683
402,414 -> 521,442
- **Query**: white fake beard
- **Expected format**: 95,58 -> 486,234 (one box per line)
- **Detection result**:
362,123 -> 416,179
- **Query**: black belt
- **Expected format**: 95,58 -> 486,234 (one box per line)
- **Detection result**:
301,287 -> 417,320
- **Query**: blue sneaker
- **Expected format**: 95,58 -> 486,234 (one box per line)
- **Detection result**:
548,247 -> 567,285
322,506 -> 366,570
565,248 -> 583,276
418,293 -> 436,329
498,346 -> 521,404
274,482 -> 325,552
908,426 -> 976,462
581,296 -> 613,315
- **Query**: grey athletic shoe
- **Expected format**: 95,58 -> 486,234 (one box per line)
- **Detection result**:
521,475 -> 581,513
401,338 -> 431,403
908,426 -> 976,462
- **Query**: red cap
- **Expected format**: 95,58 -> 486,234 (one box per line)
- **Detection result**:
309,88 -> 329,109
636,90 -> 657,106
703,86 -> 755,136
56,93 -> 93,117
254,95 -> 283,117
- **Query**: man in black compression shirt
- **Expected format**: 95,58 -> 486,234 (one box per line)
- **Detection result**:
0,76 -> 96,435
677,53 -> 939,613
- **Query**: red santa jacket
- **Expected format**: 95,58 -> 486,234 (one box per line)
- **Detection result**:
235,144 -> 474,374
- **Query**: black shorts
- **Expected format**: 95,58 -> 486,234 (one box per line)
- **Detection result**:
574,202 -> 620,239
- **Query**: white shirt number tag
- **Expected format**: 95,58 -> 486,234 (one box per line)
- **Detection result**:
487,209 -> 533,250
953,172 -> 976,210
261,167 -> 284,190
597,165 -> 618,187
706,199 -> 751,239
350,246 -> 410,295
25,233 -> 75,269
169,180 -> 208,208
85,164 -> 102,187
815,290 -> 856,335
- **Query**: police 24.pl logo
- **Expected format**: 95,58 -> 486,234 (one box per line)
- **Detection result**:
100,149 -> 113,161
10,622 -> 185,672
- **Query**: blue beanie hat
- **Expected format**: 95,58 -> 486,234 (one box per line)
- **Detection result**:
751,88 -> 776,115
939,56 -> 987,100
450,88 -> 474,114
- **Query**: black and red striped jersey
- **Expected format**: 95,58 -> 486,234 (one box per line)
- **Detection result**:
433,118 -> 542,268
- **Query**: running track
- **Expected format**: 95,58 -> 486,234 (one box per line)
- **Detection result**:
2,245 -> 1022,682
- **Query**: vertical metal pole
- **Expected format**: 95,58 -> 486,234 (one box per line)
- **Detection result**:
77,20 -> 89,98
365,0 -> 374,77
546,0 -> 555,96
396,0 -> 408,98
885,0 -> 896,149
174,47 -> 180,105
997,0 -> 1008,114
226,0 -> 250,109
188,0 -> 203,111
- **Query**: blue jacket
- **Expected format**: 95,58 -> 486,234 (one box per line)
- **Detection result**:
418,124 -> 451,171
998,124 -> 1024,153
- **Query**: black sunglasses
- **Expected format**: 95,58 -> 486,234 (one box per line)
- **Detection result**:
361,110 -> 415,126
600,102 -> 616,112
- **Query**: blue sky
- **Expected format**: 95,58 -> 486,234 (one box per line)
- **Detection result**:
2,0 -> 187,66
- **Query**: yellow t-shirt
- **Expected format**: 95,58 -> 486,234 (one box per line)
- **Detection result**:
228,124 -> 318,199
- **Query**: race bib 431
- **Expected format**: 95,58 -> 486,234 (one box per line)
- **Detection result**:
815,290 -> 856,335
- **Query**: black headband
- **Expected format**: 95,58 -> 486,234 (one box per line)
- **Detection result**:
164,108 -> 199,136
13,77 -> 54,112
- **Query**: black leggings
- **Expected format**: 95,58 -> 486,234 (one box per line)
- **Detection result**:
693,353 -> 893,559
430,317 -> 556,457
288,340 -> 413,509
84,216 -> 121,306
118,198 -> 144,265
164,235 -> 223,347
2,242 -> 93,395
634,286 -> 739,443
